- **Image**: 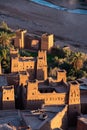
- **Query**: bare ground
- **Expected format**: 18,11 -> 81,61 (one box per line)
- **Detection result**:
0,0 -> 87,53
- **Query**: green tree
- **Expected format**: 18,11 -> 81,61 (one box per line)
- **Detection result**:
0,21 -> 10,30
73,57 -> 83,71
0,32 -> 11,47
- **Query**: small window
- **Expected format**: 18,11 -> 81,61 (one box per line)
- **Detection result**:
50,97 -> 52,100
46,98 -> 48,101
74,106 -> 76,109
32,93 -> 34,95
7,97 -> 9,100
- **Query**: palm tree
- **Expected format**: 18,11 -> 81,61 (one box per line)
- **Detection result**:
0,31 -> 11,47
0,21 -> 9,30
1,49 -> 7,60
72,52 -> 83,70
73,57 -> 83,70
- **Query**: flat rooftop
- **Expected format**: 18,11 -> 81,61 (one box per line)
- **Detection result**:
78,115 -> 87,125
22,105 -> 66,130
38,82 -> 67,93
19,56 -> 35,62
0,106 -> 66,130
0,110 -> 22,128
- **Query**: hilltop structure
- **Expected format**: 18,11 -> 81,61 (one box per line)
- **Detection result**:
41,33 -> 54,51
0,28 -> 86,129
10,49 -> 47,80
14,29 -> 27,49
14,30 -> 54,52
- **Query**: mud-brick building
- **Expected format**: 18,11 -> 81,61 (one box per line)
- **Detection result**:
27,80 -> 67,109
1,86 -> 15,110
14,29 -> 27,49
14,29 -> 54,52
24,34 -> 40,50
36,50 -> 47,80
26,77 -> 81,122
11,51 -> 35,80
22,105 -> 68,130
41,33 -> 54,51
11,49 -> 48,81
68,81 -> 81,125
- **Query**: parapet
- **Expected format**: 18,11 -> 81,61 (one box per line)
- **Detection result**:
69,81 -> 79,88
16,29 -> 27,34
28,79 -> 38,84
2,85 -> 14,90
38,50 -> 47,61
27,79 -> 38,89
38,50 -> 47,56
41,33 -> 53,37
57,69 -> 66,83
10,49 -> 19,57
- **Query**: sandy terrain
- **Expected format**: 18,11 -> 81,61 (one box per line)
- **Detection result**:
0,0 -> 87,52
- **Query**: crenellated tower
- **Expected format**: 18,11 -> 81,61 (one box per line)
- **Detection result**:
14,29 -> 27,49
57,69 -> 67,83
68,81 -> 81,126
36,51 -> 47,80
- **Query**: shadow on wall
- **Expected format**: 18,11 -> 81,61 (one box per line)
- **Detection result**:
2,101 -> 15,110
37,69 -> 44,80
27,99 -> 45,110
81,103 -> 87,114
27,68 -> 35,80
68,104 -> 81,126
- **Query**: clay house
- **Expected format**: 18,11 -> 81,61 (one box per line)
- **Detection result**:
41,33 -> 54,52
1,85 -> 15,110
14,29 -> 27,49
24,34 -> 40,50
10,49 -> 48,81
